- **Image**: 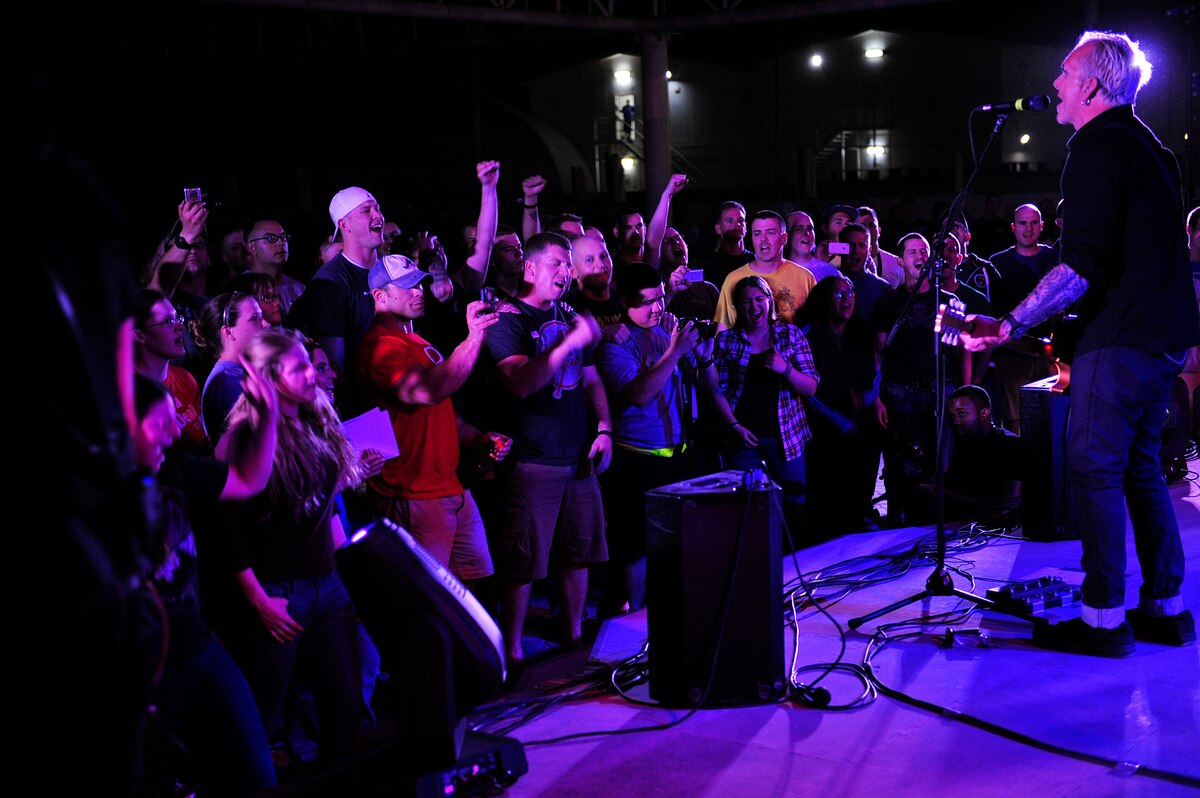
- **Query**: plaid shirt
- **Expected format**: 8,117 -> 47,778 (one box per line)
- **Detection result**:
714,323 -> 819,461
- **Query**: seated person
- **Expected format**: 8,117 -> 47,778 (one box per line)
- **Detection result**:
911,385 -> 1021,520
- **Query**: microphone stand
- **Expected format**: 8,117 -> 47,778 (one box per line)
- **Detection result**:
849,111 -> 1045,631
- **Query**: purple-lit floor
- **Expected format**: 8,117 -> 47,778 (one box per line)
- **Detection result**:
492,472 -> 1200,798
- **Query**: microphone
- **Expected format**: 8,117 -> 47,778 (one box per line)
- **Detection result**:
973,95 -> 1051,113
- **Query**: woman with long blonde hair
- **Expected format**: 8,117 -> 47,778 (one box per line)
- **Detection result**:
216,328 -> 366,765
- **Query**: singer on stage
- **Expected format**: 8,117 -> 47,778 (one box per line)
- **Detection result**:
961,31 -> 1199,657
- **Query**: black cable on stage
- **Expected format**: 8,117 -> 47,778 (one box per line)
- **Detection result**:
861,630 -> 1200,789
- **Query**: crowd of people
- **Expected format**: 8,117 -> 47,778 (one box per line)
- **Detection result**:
38,28 -> 1199,797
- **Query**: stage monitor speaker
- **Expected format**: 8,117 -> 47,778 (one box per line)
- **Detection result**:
1020,376 -> 1077,541
645,470 -> 785,708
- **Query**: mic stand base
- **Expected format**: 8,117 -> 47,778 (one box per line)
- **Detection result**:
848,567 -> 1047,630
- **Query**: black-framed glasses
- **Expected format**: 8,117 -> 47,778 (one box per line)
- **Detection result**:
223,292 -> 244,328
630,294 -> 666,309
255,293 -> 281,304
832,290 -> 856,300
247,232 -> 291,245
145,314 -> 184,329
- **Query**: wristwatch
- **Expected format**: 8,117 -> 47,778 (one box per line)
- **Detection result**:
1001,313 -> 1030,340
173,235 -> 195,250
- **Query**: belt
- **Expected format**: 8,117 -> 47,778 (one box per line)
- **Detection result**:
618,441 -> 689,458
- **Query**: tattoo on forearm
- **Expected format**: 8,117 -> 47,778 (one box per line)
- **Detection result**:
1013,264 -> 1089,326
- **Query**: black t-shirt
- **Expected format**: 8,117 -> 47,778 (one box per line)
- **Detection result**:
806,320 -> 876,420
218,436 -> 340,584
700,249 -> 755,289
869,286 -> 955,383
734,354 -> 783,439
667,281 -> 720,323
485,299 -> 595,466
564,288 -> 623,330
944,426 -> 1021,500
987,245 -> 1058,318
291,253 -> 375,412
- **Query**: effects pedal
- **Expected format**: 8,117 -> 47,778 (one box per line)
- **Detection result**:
986,576 -> 1082,615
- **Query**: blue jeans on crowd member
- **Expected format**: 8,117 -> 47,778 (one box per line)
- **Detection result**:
224,570 -> 363,764
726,435 -> 807,536
727,436 -> 806,502
1068,347 -> 1187,612
154,638 -> 277,794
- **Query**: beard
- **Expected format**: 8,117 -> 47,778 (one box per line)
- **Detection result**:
581,272 -> 611,293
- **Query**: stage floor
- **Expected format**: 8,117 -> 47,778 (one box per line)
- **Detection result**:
482,474 -> 1200,798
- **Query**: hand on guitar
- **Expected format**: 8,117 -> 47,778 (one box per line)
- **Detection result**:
957,315 -> 1006,351
935,298 -> 1007,352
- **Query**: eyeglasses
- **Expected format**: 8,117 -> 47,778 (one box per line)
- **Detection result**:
145,315 -> 184,329
247,233 -> 291,245
832,290 -> 856,300
256,293 -> 281,304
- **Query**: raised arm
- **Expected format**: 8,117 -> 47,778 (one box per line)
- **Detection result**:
520,175 -> 546,242
213,358 -> 280,500
455,160 -> 501,294
646,174 -> 688,270
393,301 -> 500,405
149,198 -> 208,295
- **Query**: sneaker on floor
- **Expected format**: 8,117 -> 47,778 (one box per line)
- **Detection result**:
1126,608 -> 1196,646
1032,617 -> 1135,658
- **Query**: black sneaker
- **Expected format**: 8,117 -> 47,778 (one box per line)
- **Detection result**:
1126,608 -> 1196,646
1032,618 -> 1135,658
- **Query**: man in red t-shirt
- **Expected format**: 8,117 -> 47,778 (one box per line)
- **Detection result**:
356,255 -> 510,587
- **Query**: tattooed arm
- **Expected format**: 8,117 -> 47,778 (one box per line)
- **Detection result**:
959,263 -> 1089,352
1011,264 -> 1090,326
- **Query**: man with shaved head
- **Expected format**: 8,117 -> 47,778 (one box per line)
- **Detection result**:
985,202 -> 1060,432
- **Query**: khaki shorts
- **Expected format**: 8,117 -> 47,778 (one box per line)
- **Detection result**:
491,462 -> 607,581
373,490 -> 494,581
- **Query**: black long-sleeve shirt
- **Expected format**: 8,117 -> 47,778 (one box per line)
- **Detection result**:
1059,105 -> 1199,356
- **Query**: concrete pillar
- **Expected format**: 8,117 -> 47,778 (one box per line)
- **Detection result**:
641,32 -> 671,203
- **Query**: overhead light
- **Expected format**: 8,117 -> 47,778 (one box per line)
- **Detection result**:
810,54 -> 823,68
614,69 -> 632,86
866,146 -> 885,157
621,157 -> 636,171
1020,134 -> 1031,145
665,70 -> 673,79
864,48 -> 885,59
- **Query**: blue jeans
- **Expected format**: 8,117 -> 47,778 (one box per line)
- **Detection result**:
155,639 -> 277,794
1068,347 -> 1186,609
726,436 -> 806,507
224,570 -> 362,763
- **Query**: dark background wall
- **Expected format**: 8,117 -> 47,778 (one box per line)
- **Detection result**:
18,0 -> 1196,273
